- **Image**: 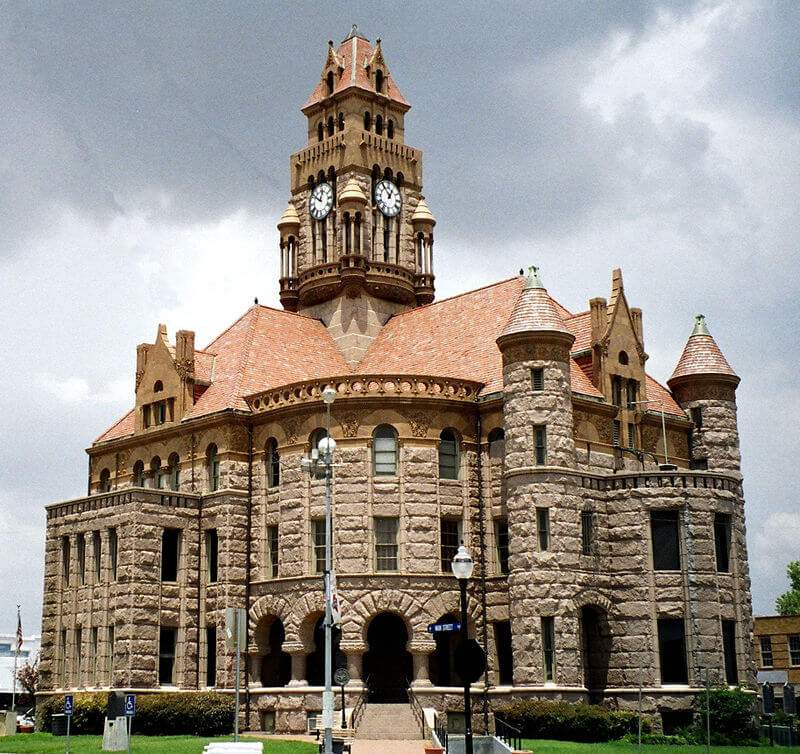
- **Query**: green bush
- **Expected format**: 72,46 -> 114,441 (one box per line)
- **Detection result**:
37,692 -> 234,737
690,686 -> 759,746
496,699 -> 652,743
620,732 -> 689,745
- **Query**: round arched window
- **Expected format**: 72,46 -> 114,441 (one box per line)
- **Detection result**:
618,351 -> 629,365
373,425 -> 398,476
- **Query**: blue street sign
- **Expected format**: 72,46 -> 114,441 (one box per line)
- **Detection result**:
64,694 -> 74,716
125,694 -> 136,716
427,621 -> 461,634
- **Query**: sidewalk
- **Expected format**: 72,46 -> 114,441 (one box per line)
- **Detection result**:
351,741 -> 429,753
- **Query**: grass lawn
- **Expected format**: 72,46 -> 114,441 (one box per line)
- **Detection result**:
523,741 -> 800,753
0,733 -> 317,753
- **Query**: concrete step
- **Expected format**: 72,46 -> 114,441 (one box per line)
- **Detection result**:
355,703 -> 424,740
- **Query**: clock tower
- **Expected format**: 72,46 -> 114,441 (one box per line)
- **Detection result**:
276,26 -> 436,366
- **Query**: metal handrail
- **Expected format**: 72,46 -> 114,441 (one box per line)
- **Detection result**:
351,674 -> 370,731
407,682 -> 428,739
434,713 -> 449,752
495,716 -> 523,751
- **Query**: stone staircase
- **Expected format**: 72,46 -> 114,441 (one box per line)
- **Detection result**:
355,702 -> 424,740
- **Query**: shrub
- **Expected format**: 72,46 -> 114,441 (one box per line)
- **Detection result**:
37,692 -> 234,737
620,732 -> 689,745
496,699 -> 652,743
690,686 -> 759,746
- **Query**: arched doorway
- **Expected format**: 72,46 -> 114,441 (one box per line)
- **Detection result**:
363,612 -> 413,702
428,613 -> 460,686
581,605 -> 611,703
259,618 -> 291,687
305,615 -> 343,686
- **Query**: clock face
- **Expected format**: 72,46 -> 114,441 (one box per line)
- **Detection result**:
309,182 -> 334,220
374,179 -> 402,217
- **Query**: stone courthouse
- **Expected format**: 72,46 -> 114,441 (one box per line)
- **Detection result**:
39,30 -> 755,733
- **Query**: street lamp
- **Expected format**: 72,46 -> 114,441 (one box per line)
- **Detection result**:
452,544 -> 474,754
300,384 -> 337,754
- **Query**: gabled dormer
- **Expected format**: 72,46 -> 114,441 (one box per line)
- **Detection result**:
134,324 -> 209,432
587,269 -> 649,447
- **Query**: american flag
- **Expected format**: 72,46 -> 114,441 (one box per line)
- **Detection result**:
15,607 -> 23,653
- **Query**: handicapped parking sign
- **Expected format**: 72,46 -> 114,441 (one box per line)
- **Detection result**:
124,694 -> 136,717
64,694 -> 74,715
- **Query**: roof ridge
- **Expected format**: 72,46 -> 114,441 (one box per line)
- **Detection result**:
202,305 -> 259,352
234,305 -> 261,400
565,310 -> 590,320
400,276 -> 523,314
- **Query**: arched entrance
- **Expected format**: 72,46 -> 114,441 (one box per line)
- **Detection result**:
581,605 -> 611,703
259,618 -> 291,687
305,614 -> 343,686
363,612 -> 413,702
428,613 -> 460,686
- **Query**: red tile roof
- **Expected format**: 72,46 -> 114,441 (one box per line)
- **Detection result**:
95,276 -> 689,443
499,278 -> 574,340
304,36 -> 409,110
670,333 -> 738,382
565,311 -> 592,351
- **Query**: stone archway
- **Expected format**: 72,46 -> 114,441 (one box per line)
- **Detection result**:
304,614 -> 343,686
581,605 -> 611,702
254,616 -> 291,687
363,612 -> 413,702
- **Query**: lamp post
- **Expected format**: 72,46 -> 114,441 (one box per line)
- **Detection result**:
452,544 -> 474,754
300,385 -> 337,754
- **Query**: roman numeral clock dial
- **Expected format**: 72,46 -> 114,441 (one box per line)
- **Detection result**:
309,182 -> 333,220
375,179 -> 402,217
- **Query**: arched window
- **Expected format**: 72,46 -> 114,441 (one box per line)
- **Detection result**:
326,70 -> 334,95
153,380 -> 163,393
309,428 -> 328,481
207,444 -> 220,492
439,429 -> 460,480
99,468 -> 111,493
317,122 -> 323,142
618,351 -> 629,365
387,119 -> 394,139
488,428 -> 505,460
375,114 -> 383,135
151,456 -> 166,489
373,425 -> 398,476
168,453 -> 180,492
344,212 -> 352,254
337,112 -> 344,131
375,70 -> 384,93
266,438 -> 280,488
133,460 -> 145,488
383,166 -> 393,179
327,116 -> 334,137
396,171 -> 404,187
364,111 -> 372,131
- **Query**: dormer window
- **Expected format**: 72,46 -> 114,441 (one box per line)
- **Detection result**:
326,70 -> 334,95
375,70 -> 384,93
611,375 -> 623,406
155,401 -> 167,425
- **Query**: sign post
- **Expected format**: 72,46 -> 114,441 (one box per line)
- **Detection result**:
225,607 -> 247,742
124,694 -> 136,754
64,695 -> 73,754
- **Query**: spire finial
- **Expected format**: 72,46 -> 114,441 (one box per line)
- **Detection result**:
692,314 -> 710,336
345,24 -> 358,40
523,265 -> 545,290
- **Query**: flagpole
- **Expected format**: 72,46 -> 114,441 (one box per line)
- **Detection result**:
11,605 -> 20,714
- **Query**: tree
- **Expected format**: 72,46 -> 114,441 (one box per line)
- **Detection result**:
16,659 -> 39,710
776,561 -> 800,616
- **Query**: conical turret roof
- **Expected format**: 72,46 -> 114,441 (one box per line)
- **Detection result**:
277,201 -> 300,229
497,267 -> 574,342
669,315 -> 738,382
338,177 -> 368,204
411,197 -> 436,225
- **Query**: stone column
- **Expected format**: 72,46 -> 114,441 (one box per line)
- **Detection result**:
284,642 -> 306,686
340,641 -> 364,685
409,641 -> 435,687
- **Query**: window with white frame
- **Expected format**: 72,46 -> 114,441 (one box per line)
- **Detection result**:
374,517 -> 399,572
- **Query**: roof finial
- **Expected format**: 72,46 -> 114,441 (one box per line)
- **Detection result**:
523,265 -> 545,290
692,314 -> 710,336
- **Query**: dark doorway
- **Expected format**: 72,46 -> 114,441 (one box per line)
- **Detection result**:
494,620 -> 514,685
306,615 -> 344,686
581,606 -> 611,702
363,612 -> 413,702
260,619 -> 291,687
429,613 -> 460,686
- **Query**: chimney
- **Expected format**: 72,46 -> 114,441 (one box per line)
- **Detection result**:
176,330 -> 195,379
589,298 -> 607,346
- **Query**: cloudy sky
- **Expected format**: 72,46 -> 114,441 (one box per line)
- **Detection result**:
1,0 -> 798,634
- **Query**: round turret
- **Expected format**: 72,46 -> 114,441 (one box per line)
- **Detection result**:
338,177 -> 368,207
278,201 -> 301,312
277,201 -> 301,231
411,197 -> 436,228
